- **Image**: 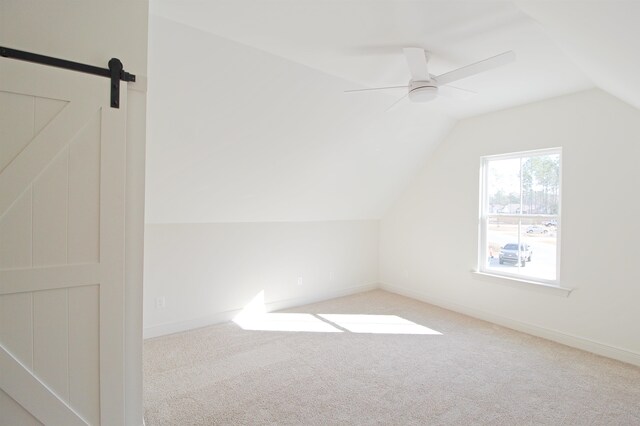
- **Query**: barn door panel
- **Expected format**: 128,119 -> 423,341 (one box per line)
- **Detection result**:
0,58 -> 126,425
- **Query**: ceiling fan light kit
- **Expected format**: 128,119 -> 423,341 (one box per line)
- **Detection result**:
408,82 -> 438,103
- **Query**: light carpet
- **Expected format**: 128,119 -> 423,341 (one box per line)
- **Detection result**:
144,290 -> 640,425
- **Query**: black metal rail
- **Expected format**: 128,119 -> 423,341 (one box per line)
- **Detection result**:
0,46 -> 136,109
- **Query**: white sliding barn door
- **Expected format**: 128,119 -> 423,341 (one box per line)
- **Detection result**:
0,58 -> 127,425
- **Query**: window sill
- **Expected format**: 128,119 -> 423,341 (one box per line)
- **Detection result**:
471,271 -> 574,297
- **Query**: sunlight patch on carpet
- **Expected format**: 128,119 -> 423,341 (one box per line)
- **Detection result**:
233,291 -> 342,332
319,314 -> 442,335
234,312 -> 343,332
232,291 -> 441,334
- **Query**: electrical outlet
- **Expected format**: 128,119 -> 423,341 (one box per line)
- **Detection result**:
155,296 -> 166,309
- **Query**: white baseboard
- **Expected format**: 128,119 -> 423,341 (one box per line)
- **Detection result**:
143,307 -> 239,339
380,283 -> 640,368
143,283 -> 378,339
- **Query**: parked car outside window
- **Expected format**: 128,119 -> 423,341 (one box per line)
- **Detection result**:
526,225 -> 548,235
499,243 -> 532,267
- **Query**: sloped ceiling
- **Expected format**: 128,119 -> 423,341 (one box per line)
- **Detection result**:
146,1 -> 637,224
146,16 -> 455,223
516,0 -> 640,110
150,0 -> 593,119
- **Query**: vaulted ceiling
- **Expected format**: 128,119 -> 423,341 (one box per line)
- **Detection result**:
146,1 -> 639,223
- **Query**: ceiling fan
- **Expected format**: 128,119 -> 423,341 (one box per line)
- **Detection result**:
345,48 -> 516,106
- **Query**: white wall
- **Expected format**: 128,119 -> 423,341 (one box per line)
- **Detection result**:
380,89 -> 640,366
1,1 -> 148,423
144,220 -> 378,337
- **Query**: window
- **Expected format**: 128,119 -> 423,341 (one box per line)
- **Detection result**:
479,148 -> 561,284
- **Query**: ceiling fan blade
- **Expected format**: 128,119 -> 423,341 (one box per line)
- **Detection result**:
438,85 -> 476,101
434,51 -> 515,86
448,85 -> 477,94
385,93 -> 409,112
344,85 -> 408,93
403,47 -> 430,81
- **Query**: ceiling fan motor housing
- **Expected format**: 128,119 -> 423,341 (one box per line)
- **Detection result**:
408,81 -> 438,102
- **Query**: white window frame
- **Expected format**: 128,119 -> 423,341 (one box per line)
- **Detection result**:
478,147 -> 562,286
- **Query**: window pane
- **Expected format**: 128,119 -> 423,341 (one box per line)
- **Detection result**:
481,148 -> 561,284
486,217 -> 524,272
486,157 -> 521,214
521,154 -> 560,214
485,216 -> 557,281
521,217 -> 558,281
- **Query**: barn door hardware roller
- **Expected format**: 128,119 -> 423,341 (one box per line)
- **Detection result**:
0,46 -> 136,109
